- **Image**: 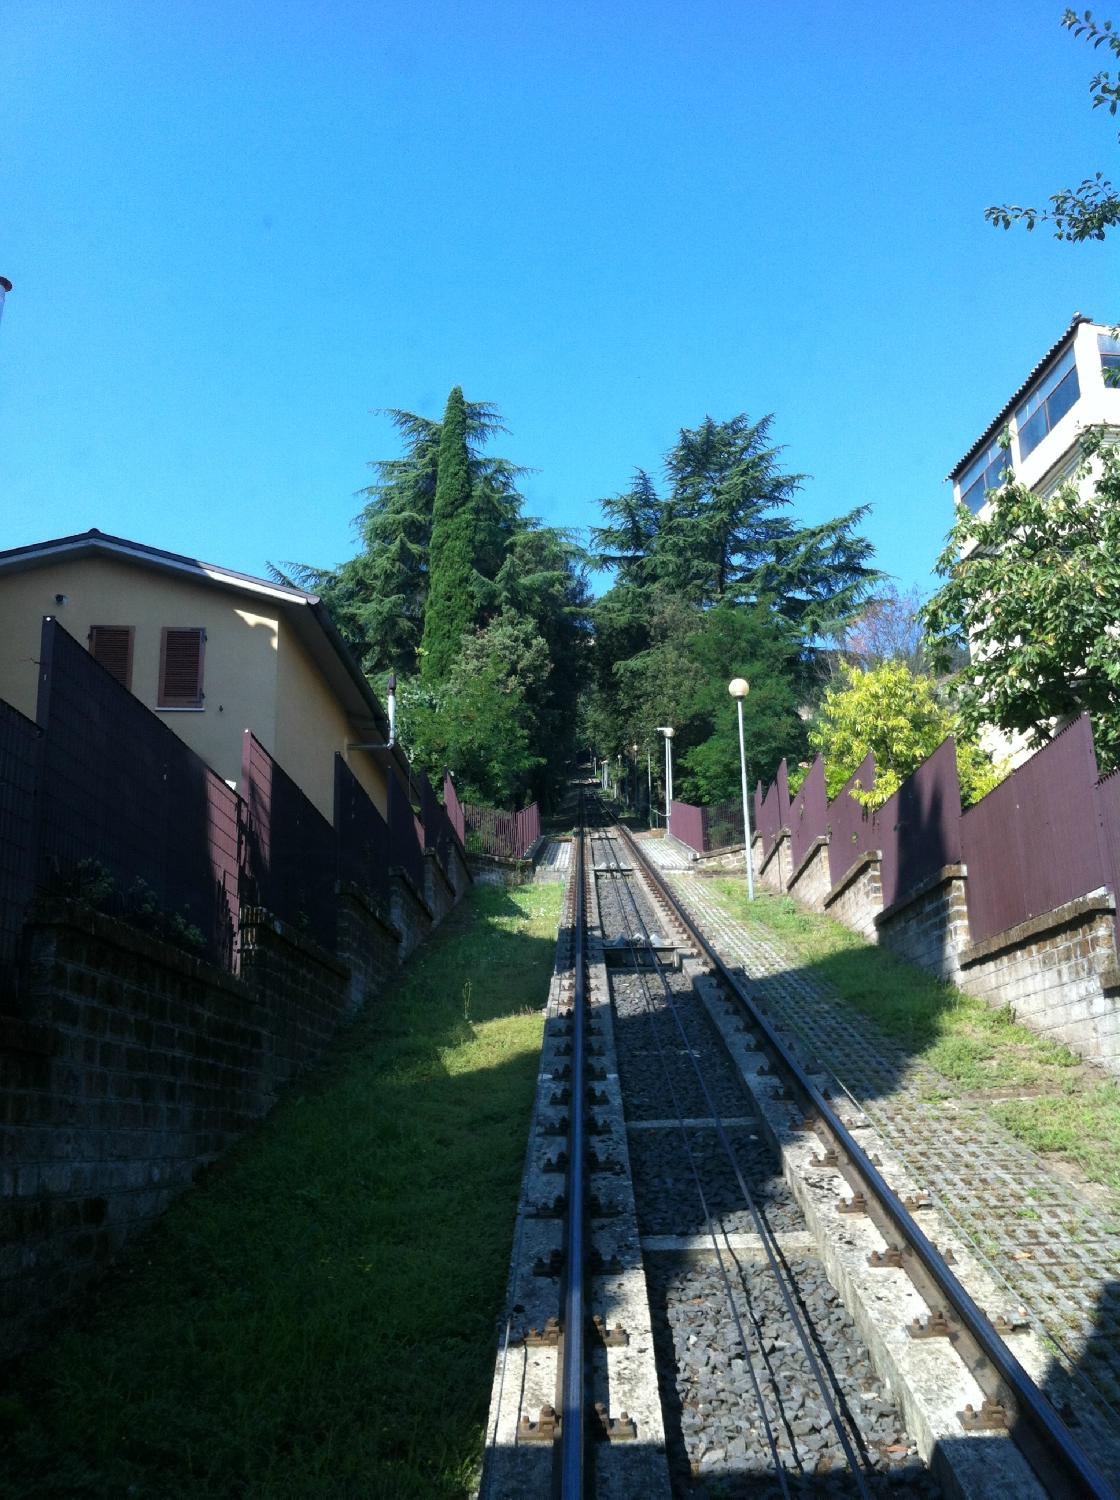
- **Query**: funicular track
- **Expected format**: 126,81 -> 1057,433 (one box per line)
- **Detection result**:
481,796 -> 1114,1499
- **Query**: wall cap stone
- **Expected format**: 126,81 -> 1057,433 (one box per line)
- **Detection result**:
787,835 -> 830,892
959,891 -> 1116,969
875,865 -> 968,930
823,849 -> 882,908
758,828 -> 791,877
239,906 -> 350,980
423,847 -> 456,901
25,897 -> 246,997
335,880 -> 402,943
388,866 -> 436,921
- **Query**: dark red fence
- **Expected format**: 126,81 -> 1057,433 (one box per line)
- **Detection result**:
962,716 -> 1107,946
387,773 -> 426,893
443,770 -> 466,848
789,756 -> 828,872
240,732 -> 336,948
879,738 -> 963,911
0,699 -> 41,988
35,617 -> 240,967
827,753 -> 879,888
461,800 -> 541,860
754,759 -> 790,860
334,754 -> 391,906
670,799 -> 744,855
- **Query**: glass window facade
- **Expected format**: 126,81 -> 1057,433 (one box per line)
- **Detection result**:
959,437 -> 1012,515
1015,346 -> 1080,460
1099,333 -> 1120,380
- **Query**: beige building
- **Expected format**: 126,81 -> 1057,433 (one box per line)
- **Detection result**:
0,529 -> 400,823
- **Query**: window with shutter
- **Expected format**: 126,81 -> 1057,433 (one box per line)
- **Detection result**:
158,627 -> 206,708
88,626 -> 134,689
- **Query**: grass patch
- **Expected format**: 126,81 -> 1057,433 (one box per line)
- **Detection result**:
1,882 -> 563,1499
708,883 -> 1120,1197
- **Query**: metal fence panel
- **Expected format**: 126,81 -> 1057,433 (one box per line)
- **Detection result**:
788,756 -> 828,872
36,618 -> 239,966
962,715 -> 1105,945
827,753 -> 878,888
670,801 -> 704,854
443,771 -> 466,848
701,800 -> 744,852
755,759 -> 790,859
334,754 -> 390,906
241,731 -> 337,948
387,772 -> 426,892
0,698 -> 41,987
879,738 -> 963,911
461,800 -> 540,860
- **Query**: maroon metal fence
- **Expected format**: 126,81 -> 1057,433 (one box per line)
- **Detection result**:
962,715 -> 1107,946
387,772 -> 426,893
788,756 -> 828,873
827,753 -> 879,888
334,754 -> 391,906
33,617 -> 241,967
755,759 -> 790,859
241,731 -> 337,948
879,738 -> 963,912
669,800 -> 704,854
0,698 -> 41,988
461,799 -> 541,860
443,770 -> 466,848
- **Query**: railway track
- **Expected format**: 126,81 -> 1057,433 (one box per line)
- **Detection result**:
480,796 -> 1114,1498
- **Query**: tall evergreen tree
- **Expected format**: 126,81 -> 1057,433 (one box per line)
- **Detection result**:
421,387 -> 477,681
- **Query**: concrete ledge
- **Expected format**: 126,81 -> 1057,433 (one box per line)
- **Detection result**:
25,898 -> 245,997
875,865 -> 967,929
823,849 -> 881,908
239,906 -> 350,981
959,891 -> 1115,968
788,834 -> 830,891
335,879 -> 401,944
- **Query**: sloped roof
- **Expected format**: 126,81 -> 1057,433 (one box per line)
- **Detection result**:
0,527 -> 395,747
947,313 -> 1092,482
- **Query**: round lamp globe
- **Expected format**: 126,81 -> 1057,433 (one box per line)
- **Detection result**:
728,678 -> 750,699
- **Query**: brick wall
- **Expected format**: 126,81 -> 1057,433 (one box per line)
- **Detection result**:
0,849 -> 470,1359
753,831 -> 791,894
786,838 -> 831,911
875,868 -> 969,983
822,853 -> 882,942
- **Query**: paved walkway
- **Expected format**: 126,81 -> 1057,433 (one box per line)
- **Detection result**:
533,838 -> 571,882
663,868 -> 1120,1487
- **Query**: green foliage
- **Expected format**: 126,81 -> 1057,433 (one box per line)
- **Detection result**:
923,434 -> 1120,772
986,10 -> 1120,241
43,859 -> 207,956
421,387 -> 483,682
404,611 -> 547,805
807,659 -> 1005,808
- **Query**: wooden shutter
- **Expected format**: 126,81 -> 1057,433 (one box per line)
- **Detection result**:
88,626 -> 134,689
158,627 -> 206,707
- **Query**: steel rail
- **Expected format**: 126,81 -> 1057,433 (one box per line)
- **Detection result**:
591,815 -> 872,1495
619,822 -> 1116,1500
558,800 -> 587,1497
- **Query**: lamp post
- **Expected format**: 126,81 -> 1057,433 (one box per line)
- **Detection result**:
631,743 -> 639,811
728,679 -> 755,901
656,726 -> 674,836
0,277 -> 11,336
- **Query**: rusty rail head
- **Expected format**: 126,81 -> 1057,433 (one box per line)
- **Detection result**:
560,800 -> 587,1496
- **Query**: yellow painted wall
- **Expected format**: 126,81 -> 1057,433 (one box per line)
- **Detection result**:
275,621 -> 388,820
0,554 -> 389,827
0,555 -> 281,792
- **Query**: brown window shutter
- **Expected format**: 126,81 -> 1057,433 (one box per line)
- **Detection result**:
158,627 -> 206,707
89,626 -> 134,690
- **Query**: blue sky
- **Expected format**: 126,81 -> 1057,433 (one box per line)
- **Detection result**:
2,0 -> 1118,600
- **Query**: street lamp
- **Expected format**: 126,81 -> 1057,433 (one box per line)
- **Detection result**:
656,726 -> 675,836
630,743 -> 639,810
0,277 -> 12,334
728,679 -> 755,901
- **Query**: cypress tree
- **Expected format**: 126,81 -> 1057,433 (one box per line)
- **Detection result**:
421,386 -> 478,682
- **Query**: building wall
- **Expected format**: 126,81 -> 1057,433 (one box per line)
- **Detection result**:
274,619 -> 387,823
0,556 -> 280,790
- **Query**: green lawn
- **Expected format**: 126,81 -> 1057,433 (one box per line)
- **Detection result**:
707,883 -> 1120,1198
1,882 -> 563,1499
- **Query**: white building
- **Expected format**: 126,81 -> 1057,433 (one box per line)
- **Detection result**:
948,313 -> 1120,517
947,315 -> 1120,765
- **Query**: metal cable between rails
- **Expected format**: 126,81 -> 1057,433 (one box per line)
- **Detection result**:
590,812 -> 875,1496
619,819 -> 1117,1499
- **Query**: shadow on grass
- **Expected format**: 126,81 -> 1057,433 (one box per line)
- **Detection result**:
0,883 -> 563,1500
